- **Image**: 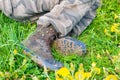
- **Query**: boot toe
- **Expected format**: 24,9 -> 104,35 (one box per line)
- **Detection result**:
43,59 -> 63,70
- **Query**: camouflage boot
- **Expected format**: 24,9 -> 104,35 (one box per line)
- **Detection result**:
21,25 -> 63,70
52,37 -> 86,56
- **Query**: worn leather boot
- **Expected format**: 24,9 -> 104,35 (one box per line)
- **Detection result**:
22,25 -> 63,70
52,37 -> 86,56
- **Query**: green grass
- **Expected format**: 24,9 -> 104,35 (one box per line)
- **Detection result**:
0,0 -> 120,80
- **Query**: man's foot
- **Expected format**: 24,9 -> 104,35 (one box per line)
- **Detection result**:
21,25 -> 63,70
52,37 -> 86,56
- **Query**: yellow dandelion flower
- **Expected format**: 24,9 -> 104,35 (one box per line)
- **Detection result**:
104,28 -> 111,36
104,28 -> 108,34
0,71 -> 4,77
111,27 -> 116,32
97,54 -> 101,59
75,71 -> 85,80
105,75 -> 118,80
114,14 -> 119,19
92,62 -> 96,67
13,49 -> 18,55
84,72 -> 91,78
92,67 -> 101,74
56,67 -> 70,77
111,23 -> 119,33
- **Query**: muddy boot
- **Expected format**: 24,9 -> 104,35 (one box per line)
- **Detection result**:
21,25 -> 63,70
52,37 -> 86,56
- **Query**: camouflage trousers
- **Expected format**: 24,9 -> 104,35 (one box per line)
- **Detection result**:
0,0 -> 100,37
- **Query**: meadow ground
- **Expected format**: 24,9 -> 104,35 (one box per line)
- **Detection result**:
0,0 -> 120,80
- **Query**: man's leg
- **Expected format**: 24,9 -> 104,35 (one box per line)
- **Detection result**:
0,0 -> 60,21
0,0 -> 63,70
38,0 -> 100,55
0,0 -> 100,70
38,0 -> 100,36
